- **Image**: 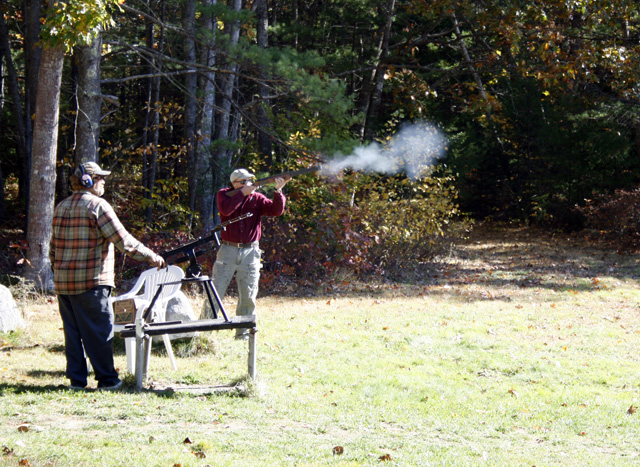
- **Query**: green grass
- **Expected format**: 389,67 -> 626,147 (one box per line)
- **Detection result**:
2,228 -> 640,466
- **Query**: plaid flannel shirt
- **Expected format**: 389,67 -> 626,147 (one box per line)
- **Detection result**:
50,191 -> 157,295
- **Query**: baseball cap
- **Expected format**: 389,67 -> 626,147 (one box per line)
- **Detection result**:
82,161 -> 111,176
230,168 -> 255,183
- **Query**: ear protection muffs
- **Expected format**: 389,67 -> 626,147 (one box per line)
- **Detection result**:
79,164 -> 93,188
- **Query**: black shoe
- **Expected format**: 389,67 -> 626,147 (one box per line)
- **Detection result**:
69,380 -> 87,391
99,380 -> 123,391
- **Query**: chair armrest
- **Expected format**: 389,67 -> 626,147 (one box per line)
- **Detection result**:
110,291 -> 139,303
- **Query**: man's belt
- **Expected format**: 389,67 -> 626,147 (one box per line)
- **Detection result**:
222,240 -> 259,248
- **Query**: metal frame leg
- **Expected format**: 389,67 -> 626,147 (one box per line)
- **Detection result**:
248,327 -> 257,379
143,335 -> 152,382
162,334 -> 178,370
134,318 -> 145,390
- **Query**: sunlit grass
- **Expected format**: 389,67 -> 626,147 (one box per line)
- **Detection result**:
2,228 -> 640,465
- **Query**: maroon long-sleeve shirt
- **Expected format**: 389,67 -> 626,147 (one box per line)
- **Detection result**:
216,187 -> 286,243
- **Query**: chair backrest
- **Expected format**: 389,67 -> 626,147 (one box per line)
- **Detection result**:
137,265 -> 185,303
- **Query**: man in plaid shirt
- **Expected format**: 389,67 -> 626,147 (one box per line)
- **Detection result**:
50,162 -> 165,390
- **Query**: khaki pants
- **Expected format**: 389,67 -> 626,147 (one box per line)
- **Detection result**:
203,244 -> 261,334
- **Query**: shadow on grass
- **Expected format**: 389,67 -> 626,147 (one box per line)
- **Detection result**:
26,369 -> 65,379
0,381 -> 183,396
272,224 -> 640,301
0,381 -> 250,398
0,382 -> 72,394
0,374 -> 252,397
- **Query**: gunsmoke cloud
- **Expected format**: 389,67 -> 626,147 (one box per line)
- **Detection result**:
322,122 -> 447,179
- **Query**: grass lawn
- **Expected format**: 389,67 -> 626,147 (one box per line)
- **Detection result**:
2,225 -> 640,466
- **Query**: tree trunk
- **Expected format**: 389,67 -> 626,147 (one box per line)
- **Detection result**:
212,0 -> 242,204
452,12 -> 504,152
255,0 -> 273,162
0,53 -> 4,221
0,11 -> 28,217
26,43 -> 64,292
636,121 -> 640,170
194,0 -> 217,231
362,0 -> 395,142
143,0 -> 164,226
74,31 -> 103,164
183,0 -> 198,228
21,0 -> 41,209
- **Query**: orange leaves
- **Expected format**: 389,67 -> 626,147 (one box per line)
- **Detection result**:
182,437 -> 206,459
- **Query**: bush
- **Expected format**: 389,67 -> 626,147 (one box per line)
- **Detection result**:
576,188 -> 640,249
260,169 -> 468,288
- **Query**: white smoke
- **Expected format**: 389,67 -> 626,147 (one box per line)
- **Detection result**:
322,122 -> 447,179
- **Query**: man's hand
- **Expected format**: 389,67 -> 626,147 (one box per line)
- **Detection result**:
274,176 -> 289,191
241,184 -> 258,196
151,254 -> 166,270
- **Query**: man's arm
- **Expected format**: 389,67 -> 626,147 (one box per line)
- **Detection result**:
94,200 -> 165,268
259,177 -> 289,217
217,188 -> 247,216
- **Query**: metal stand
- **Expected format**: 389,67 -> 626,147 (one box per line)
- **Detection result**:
125,214 -> 259,389
129,314 -> 257,390
128,276 -> 257,390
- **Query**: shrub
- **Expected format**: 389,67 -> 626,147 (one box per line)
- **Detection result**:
354,172 -> 467,280
260,169 -> 468,288
576,188 -> 640,250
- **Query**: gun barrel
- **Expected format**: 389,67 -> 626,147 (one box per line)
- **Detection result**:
225,166 -> 321,197
161,212 -> 253,261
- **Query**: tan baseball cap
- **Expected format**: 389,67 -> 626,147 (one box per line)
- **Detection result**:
230,168 -> 255,182
82,161 -> 111,176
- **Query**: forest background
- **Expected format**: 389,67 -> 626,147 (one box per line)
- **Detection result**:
1,0 -> 640,294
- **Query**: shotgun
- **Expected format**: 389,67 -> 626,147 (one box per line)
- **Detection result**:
161,212 -> 253,277
224,166 -> 321,197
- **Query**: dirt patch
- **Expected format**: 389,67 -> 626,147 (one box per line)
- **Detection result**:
439,222 -> 640,287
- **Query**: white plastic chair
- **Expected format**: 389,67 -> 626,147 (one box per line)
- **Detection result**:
111,265 -> 185,374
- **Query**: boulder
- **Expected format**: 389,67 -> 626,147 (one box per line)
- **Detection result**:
153,290 -> 197,342
0,285 -> 26,332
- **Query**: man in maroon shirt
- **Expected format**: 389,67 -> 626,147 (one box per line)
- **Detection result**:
204,168 -> 289,338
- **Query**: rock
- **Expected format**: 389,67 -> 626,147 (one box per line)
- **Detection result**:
152,290 -> 197,342
0,285 -> 26,332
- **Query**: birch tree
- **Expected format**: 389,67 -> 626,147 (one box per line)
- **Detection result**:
26,0 -> 120,291
194,0 -> 218,231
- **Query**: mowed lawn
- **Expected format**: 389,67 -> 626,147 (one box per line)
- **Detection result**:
2,225 -> 640,466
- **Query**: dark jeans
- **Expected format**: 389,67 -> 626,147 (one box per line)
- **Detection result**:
58,287 -> 120,388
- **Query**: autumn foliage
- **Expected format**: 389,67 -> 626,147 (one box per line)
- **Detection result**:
259,170 -> 466,290
576,188 -> 640,250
